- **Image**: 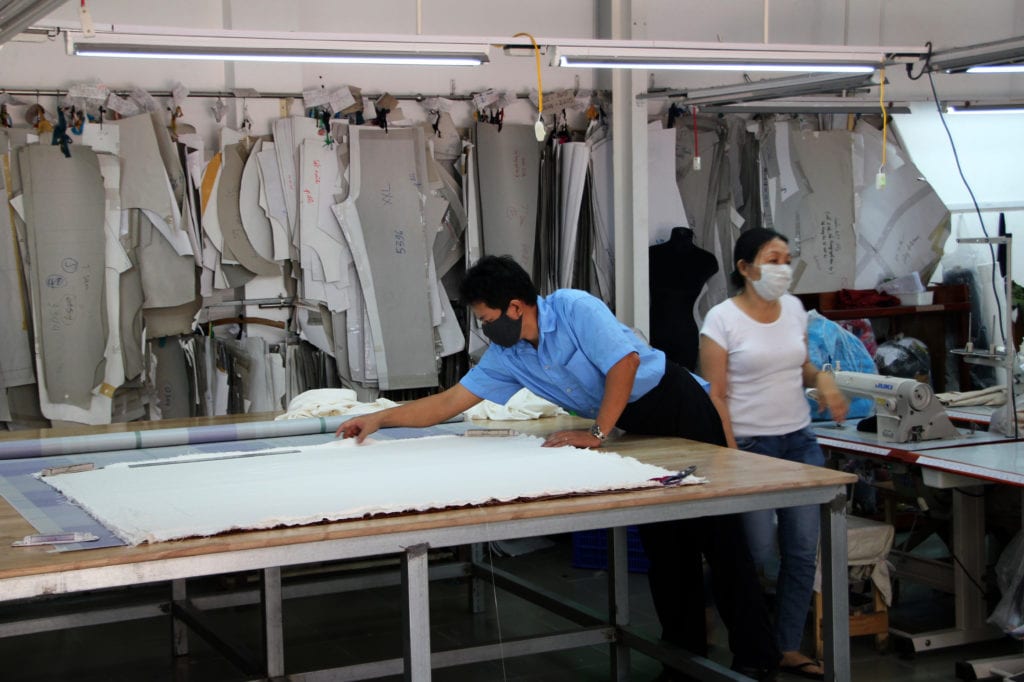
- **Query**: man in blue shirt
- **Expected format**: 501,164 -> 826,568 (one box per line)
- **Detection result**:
337,255 -> 779,680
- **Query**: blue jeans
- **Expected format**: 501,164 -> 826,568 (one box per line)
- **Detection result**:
736,426 -> 824,653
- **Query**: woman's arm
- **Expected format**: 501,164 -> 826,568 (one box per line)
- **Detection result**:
699,335 -> 739,449
802,351 -> 849,423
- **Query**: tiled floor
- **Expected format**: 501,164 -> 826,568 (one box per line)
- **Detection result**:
0,535 -> 1021,680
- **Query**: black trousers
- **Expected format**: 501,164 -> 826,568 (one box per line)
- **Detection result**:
618,362 -> 779,669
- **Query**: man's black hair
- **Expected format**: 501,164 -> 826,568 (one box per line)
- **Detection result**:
459,255 -> 539,309
730,228 -> 789,289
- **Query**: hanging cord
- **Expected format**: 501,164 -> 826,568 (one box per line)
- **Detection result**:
692,104 -> 700,160
514,32 -> 545,140
925,69 -> 1005,347
486,542 -> 509,681
878,68 -> 887,174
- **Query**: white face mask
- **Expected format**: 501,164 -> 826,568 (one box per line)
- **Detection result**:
750,263 -> 792,301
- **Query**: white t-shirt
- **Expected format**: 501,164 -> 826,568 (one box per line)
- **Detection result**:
700,294 -> 810,438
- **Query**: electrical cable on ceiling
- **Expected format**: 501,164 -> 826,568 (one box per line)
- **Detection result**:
925,66 -> 1017,437
925,68 -> 1004,347
513,32 -> 546,141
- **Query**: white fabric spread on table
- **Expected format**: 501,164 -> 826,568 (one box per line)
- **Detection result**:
38,435 -> 685,546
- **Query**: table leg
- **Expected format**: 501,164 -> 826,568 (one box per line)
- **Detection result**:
956,488 -> 1024,679
821,493 -> 851,682
402,543 -> 432,682
952,488 -> 987,632
608,527 -> 630,680
262,567 -> 285,678
468,542 -> 485,614
170,579 -> 189,656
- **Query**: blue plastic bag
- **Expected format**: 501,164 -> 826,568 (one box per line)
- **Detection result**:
806,311 -> 876,421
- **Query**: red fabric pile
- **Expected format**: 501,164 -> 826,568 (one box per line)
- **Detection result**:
836,289 -> 902,309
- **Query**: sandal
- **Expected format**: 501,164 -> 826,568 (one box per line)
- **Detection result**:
779,660 -> 824,680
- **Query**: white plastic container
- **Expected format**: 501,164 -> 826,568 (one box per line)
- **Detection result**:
897,291 -> 934,306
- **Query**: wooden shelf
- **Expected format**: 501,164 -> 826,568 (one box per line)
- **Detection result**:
798,285 -> 970,321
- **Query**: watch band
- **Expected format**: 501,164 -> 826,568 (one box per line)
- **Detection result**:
589,422 -> 607,443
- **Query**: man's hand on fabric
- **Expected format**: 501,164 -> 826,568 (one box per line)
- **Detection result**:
542,429 -> 602,449
335,414 -> 382,443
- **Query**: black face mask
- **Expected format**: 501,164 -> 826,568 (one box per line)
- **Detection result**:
481,310 -> 522,348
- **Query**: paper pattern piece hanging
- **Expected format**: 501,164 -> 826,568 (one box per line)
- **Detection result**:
20,145 -> 109,418
762,123 -> 856,293
851,121 -> 948,289
40,435 -> 675,546
475,123 -> 540,269
648,124 -> 689,246
0,132 -> 35,389
336,126 -> 437,390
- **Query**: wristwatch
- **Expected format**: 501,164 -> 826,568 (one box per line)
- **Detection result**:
589,422 -> 607,444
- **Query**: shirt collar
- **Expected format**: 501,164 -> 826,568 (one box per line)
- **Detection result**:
537,295 -> 555,336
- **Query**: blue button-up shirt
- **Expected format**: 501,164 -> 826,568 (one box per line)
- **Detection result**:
460,290 -> 666,418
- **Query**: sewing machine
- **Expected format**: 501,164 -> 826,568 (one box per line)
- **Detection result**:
832,371 -> 960,443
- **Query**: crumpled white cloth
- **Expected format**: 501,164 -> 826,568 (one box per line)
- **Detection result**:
814,515 -> 895,606
935,385 -> 1006,407
463,388 -> 569,421
275,389 -> 399,420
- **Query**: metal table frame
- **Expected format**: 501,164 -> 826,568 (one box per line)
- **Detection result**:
816,429 -> 1022,660
1,483 -> 851,681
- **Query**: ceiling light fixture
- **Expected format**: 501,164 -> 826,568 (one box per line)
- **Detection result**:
638,71 -> 881,105
65,30 -> 491,66
945,102 -> 1024,115
926,35 -> 1024,74
700,99 -> 911,115
550,41 -> 908,74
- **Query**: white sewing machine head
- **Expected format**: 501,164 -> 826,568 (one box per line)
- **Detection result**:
832,371 -> 960,443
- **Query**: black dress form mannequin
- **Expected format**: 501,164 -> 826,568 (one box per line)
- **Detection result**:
649,227 -> 720,370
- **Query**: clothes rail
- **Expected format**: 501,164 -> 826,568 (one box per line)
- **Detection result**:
0,87 -> 541,103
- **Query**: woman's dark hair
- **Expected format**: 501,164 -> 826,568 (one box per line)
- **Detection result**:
459,255 -> 539,309
730,228 -> 789,289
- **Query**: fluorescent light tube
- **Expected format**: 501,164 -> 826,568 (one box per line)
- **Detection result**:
551,45 -> 883,74
67,32 -> 490,66
927,35 -> 1024,74
946,104 -> 1024,115
558,55 -> 874,73
964,64 -> 1024,74
73,44 -> 485,65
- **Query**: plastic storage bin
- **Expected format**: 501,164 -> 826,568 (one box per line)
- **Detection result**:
571,526 -> 649,573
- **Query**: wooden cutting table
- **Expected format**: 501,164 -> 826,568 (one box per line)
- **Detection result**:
0,415 -> 856,681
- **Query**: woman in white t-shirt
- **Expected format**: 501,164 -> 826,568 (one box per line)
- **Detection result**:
699,228 -> 848,681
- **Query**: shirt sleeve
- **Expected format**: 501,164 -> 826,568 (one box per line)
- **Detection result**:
459,349 -> 524,405
699,303 -> 729,350
562,294 -> 641,374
